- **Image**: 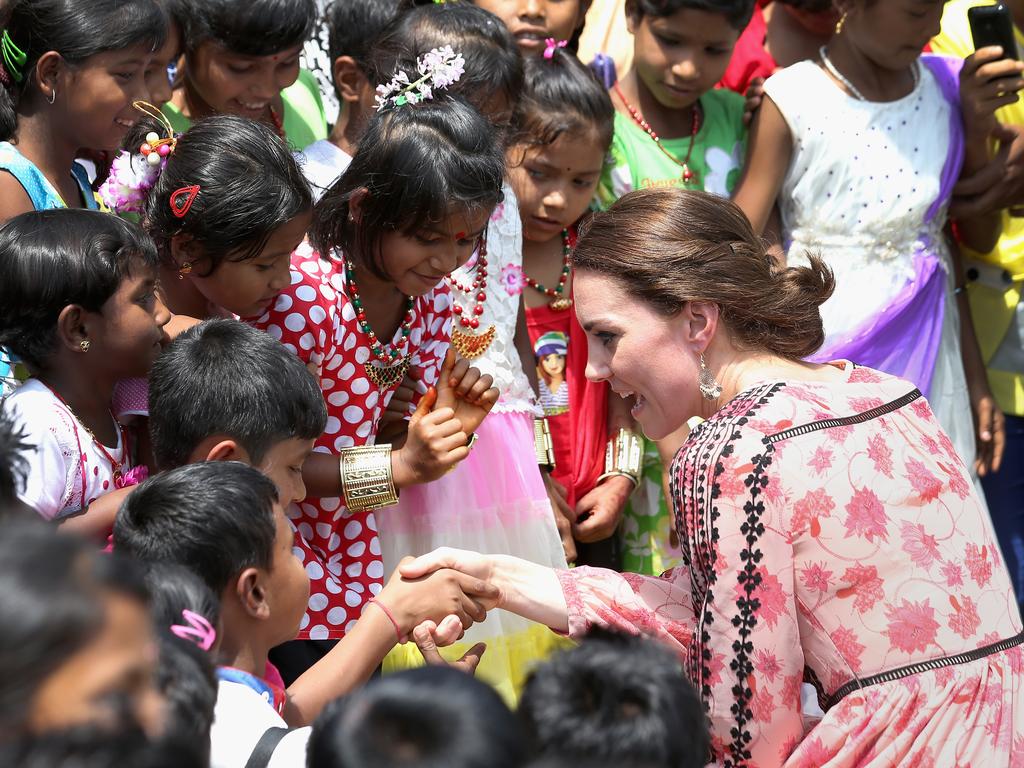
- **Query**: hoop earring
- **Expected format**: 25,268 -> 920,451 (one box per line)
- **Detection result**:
698,353 -> 722,401
79,340 -> 90,352
46,88 -> 56,105
177,262 -> 193,280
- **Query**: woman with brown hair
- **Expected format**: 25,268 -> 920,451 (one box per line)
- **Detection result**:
401,188 -> 1024,767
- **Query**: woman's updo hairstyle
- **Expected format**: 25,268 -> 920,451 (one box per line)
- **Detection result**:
573,188 -> 835,360
0,0 -> 167,141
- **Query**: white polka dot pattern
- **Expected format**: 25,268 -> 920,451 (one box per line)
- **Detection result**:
252,243 -> 452,639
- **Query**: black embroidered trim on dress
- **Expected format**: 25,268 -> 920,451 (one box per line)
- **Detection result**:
768,388 -> 921,444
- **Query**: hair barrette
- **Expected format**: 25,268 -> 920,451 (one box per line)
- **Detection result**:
543,38 -> 569,59
1,29 -> 26,84
170,185 -> 200,218
375,45 -> 465,112
170,609 -> 217,651
133,100 -> 177,167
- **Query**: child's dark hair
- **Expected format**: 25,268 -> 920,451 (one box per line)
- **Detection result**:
312,97 -> 505,281
511,46 -> 614,152
144,565 -> 219,765
0,406 -> 28,515
326,0 -> 404,74
307,666 -> 527,768
176,0 -> 316,56
0,723 -> 204,768
0,0 -> 167,141
0,521 -> 150,736
369,3 -> 524,120
519,629 -> 709,768
124,114 -> 312,273
624,0 -> 755,29
0,209 -> 159,373
147,318 -> 327,470
114,461 -> 280,597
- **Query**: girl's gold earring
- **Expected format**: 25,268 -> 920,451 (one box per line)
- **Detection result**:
79,340 -> 90,352
835,14 -> 847,35
178,262 -> 193,280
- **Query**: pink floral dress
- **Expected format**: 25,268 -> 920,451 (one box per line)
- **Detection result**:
558,363 -> 1024,767
253,242 -> 451,640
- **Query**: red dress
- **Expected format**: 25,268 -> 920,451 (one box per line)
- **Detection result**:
252,242 -> 452,640
718,4 -> 776,96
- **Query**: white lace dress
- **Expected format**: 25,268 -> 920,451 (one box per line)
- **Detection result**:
376,183 -> 569,703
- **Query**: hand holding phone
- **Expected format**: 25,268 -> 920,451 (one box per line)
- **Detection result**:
969,4 -> 1019,62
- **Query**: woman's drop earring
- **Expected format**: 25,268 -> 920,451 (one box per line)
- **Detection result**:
698,353 -> 722,400
835,13 -> 847,35
178,262 -> 193,280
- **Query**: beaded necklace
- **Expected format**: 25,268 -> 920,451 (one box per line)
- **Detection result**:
345,260 -> 415,389
613,83 -> 701,185
448,239 -> 495,359
524,229 -> 573,311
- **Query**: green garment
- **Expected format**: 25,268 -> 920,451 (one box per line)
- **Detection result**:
597,88 -> 747,210
162,69 -> 327,152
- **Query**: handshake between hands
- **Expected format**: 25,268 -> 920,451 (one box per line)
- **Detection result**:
376,548 -> 500,674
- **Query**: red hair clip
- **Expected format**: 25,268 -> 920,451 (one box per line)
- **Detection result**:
170,185 -> 200,218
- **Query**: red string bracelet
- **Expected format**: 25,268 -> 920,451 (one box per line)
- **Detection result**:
368,598 -> 403,643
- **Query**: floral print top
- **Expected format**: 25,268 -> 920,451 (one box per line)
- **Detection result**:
558,364 -> 1023,767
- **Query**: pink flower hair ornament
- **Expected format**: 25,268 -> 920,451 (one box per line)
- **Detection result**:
98,100 -> 178,214
375,45 -> 466,112
170,609 -> 217,651
543,38 -> 568,59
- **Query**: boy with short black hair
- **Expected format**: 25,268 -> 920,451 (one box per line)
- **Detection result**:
116,462 -> 497,768
518,628 -> 709,768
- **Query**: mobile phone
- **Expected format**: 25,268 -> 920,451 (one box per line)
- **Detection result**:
969,4 -> 1019,61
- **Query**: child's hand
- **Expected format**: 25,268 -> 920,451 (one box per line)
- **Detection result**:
960,47 -> 1024,143
572,475 -> 633,544
378,558 -> 499,638
544,473 -> 577,565
412,622 -> 487,676
743,76 -> 766,127
381,370 -> 418,428
391,387 -> 470,487
435,349 -> 500,436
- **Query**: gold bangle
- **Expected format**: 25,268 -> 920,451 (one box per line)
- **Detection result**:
597,470 -> 640,489
534,417 -> 556,471
604,427 -> 642,487
340,445 -> 399,513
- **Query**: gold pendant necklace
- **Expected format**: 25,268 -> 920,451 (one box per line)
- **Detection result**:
346,259 -> 415,389
524,229 -> 573,311
448,237 -> 495,358
364,355 -> 412,389
451,325 -> 497,359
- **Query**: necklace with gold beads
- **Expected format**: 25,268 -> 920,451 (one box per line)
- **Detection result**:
524,229 -> 573,311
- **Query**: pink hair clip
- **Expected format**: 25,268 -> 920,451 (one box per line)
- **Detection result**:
543,38 -> 568,59
170,609 -> 217,651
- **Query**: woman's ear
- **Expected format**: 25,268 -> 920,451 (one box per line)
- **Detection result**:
680,300 -> 720,353
56,305 -> 92,354
236,568 -> 271,621
332,56 -> 364,105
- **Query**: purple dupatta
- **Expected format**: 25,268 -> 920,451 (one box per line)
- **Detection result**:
808,55 -> 965,398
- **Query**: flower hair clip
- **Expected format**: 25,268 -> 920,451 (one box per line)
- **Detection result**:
98,100 -> 179,214
170,609 -> 217,651
543,38 -> 568,59
375,45 -> 465,112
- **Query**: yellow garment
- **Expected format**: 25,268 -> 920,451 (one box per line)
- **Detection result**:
933,0 -> 1024,415
382,622 -> 572,707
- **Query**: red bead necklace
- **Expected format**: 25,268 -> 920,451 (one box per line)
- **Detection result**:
345,260 -> 415,388
524,229 -> 572,311
613,83 -> 701,185
448,239 -> 495,359
41,382 -> 129,487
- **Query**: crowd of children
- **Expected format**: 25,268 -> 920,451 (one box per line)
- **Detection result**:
1,0 -> 1023,765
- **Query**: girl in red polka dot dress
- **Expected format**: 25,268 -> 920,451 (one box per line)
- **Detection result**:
252,73 -> 507,674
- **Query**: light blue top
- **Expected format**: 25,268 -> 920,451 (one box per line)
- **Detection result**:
0,141 -> 98,211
